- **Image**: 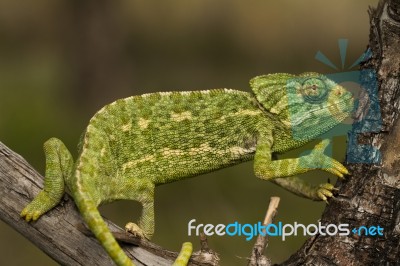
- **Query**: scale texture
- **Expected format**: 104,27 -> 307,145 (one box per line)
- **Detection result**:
21,73 -> 354,266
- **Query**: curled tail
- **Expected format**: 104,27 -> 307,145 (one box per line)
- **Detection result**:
74,191 -> 134,266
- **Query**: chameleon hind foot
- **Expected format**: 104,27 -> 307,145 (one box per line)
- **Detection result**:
21,191 -> 60,222
21,138 -> 72,222
125,222 -> 147,239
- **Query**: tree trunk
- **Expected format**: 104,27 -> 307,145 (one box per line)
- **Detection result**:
280,0 -> 400,265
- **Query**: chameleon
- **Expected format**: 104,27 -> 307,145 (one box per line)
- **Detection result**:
21,72 -> 354,266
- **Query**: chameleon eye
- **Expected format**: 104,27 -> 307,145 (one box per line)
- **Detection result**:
301,78 -> 328,103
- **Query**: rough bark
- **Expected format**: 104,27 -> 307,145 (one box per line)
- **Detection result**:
0,141 -> 215,266
280,0 -> 400,265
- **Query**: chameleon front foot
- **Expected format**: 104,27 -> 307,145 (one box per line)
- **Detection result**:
323,159 -> 349,179
315,183 -> 339,203
306,139 -> 350,179
125,222 -> 148,239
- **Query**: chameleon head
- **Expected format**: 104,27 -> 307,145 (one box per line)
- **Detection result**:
250,72 -> 354,141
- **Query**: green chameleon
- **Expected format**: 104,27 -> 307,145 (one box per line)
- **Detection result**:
21,73 -> 354,266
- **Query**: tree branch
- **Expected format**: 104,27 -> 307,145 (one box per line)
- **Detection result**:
248,197 -> 280,266
0,141 -> 214,266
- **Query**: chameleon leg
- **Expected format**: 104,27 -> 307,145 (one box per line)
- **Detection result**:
124,201 -> 154,239
124,181 -> 155,239
21,138 -> 73,221
254,139 -> 348,180
138,201 -> 155,238
122,182 -> 193,266
254,139 -> 347,202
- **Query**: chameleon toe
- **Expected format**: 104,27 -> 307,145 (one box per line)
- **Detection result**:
315,182 -> 339,202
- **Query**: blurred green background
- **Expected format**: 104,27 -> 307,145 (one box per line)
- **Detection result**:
0,0 -> 378,265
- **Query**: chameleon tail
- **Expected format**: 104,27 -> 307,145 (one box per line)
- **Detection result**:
74,191 -> 134,266
173,242 -> 193,266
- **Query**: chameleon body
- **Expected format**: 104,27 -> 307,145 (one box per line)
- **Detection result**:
21,73 -> 354,266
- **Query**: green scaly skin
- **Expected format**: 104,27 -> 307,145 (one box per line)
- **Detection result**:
21,73 -> 353,266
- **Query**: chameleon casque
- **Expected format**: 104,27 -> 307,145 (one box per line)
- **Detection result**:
21,73 -> 354,266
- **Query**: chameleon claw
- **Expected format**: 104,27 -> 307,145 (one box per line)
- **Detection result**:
331,168 -> 347,180
316,183 -> 338,202
326,194 -> 337,204
336,172 -> 344,179
317,192 -> 328,202
334,162 -> 349,175
342,168 -> 349,175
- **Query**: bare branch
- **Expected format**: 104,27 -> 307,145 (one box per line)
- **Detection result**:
0,141 -> 213,266
248,196 -> 280,266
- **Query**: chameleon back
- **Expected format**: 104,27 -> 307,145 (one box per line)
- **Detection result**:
76,89 -> 268,189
